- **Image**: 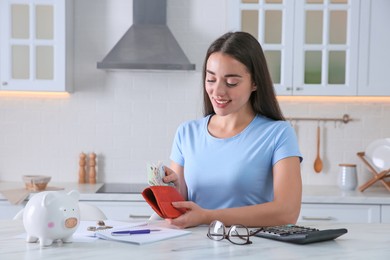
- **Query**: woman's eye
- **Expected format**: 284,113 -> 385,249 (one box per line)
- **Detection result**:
206,79 -> 216,83
226,82 -> 238,87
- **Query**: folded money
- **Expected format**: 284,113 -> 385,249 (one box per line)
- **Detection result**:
147,161 -> 174,186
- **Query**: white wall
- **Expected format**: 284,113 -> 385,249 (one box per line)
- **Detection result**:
0,0 -> 389,188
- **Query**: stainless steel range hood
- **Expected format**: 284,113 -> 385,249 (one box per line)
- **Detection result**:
97,0 -> 195,71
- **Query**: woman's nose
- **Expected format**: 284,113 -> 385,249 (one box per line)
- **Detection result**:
213,81 -> 226,96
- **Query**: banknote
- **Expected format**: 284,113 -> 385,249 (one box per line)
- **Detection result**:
147,161 -> 173,186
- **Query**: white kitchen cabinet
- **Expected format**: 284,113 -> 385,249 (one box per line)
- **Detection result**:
299,203 -> 381,223
85,201 -> 154,221
0,201 -> 25,220
0,0 -> 72,92
381,205 -> 390,223
357,0 -> 390,96
228,0 -> 360,96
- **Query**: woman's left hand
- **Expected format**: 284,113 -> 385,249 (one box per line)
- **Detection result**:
166,201 -> 208,229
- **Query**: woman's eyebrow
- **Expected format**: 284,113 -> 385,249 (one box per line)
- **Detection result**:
225,74 -> 242,78
206,70 -> 242,78
206,69 -> 215,75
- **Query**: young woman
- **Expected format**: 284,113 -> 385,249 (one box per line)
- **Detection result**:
163,31 -> 302,228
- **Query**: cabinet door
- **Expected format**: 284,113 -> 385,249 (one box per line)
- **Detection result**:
381,205 -> 390,223
0,201 -> 24,220
299,203 -> 381,223
357,0 -> 390,96
227,0 -> 359,96
228,0 -> 295,95
0,0 -> 70,92
293,0 -> 359,96
86,201 -> 154,221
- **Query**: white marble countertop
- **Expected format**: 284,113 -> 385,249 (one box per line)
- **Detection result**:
1,182 -> 390,204
1,220 -> 389,259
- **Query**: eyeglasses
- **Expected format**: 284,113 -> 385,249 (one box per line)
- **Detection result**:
207,220 -> 262,245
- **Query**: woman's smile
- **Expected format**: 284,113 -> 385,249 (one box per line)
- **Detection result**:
213,97 -> 231,106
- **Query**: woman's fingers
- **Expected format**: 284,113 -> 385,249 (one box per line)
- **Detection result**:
171,201 -> 191,209
163,166 -> 177,183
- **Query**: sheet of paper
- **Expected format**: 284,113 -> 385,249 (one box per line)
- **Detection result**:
95,225 -> 191,245
75,220 -> 148,239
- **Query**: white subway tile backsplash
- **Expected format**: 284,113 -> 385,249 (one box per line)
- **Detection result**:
0,0 -> 389,189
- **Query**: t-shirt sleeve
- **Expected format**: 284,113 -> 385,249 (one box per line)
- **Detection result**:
272,122 -> 303,166
170,124 -> 185,166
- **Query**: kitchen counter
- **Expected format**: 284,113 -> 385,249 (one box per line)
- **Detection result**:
0,181 -> 103,194
302,185 -> 390,205
1,220 -> 389,259
1,182 -> 389,204
0,182 -> 145,202
1,182 -> 390,222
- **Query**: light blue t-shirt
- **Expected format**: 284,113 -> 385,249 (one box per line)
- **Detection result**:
170,114 -> 302,210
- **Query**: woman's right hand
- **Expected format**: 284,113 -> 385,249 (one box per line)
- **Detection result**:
162,166 -> 179,186
163,162 -> 188,200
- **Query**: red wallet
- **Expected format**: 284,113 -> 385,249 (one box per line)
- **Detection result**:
142,186 -> 186,219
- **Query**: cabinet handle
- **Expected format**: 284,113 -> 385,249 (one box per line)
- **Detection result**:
295,87 -> 303,91
301,216 -> 333,221
129,214 -> 151,219
286,87 -> 292,91
2,82 -> 8,86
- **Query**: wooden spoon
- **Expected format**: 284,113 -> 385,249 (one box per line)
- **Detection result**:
314,125 -> 323,173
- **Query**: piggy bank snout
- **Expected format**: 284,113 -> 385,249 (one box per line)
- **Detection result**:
65,217 -> 78,228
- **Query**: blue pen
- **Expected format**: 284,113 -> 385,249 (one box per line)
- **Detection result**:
111,229 -> 161,236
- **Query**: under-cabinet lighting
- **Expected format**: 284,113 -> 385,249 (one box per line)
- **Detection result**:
0,91 -> 70,99
277,96 -> 390,103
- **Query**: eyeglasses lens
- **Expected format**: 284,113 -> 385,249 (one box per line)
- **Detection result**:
208,220 -> 225,241
228,225 -> 249,245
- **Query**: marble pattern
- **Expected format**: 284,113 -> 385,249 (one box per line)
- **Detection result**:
1,220 -> 389,259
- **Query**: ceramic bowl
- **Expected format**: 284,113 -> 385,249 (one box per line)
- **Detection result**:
23,175 -> 51,191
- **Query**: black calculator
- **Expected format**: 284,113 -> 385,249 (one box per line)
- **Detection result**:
254,224 -> 348,244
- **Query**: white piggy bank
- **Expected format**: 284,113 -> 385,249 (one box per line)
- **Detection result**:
23,190 -> 80,247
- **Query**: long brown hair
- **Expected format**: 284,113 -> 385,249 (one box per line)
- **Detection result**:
202,31 -> 285,121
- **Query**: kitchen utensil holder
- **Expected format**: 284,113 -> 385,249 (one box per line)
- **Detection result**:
357,152 -> 390,192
